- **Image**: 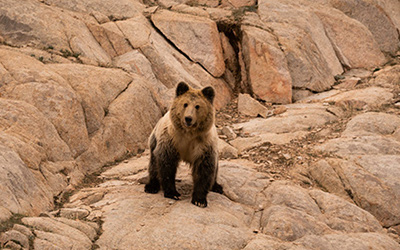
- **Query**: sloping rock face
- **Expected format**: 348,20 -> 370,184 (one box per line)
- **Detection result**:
0,0 -> 399,247
313,112 -> 400,227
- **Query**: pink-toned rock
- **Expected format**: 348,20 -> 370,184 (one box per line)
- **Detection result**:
47,64 -> 133,135
0,144 -> 53,219
0,99 -> 72,163
241,26 -> 292,104
324,87 -> 393,109
218,139 -> 238,159
330,0 -> 399,54
316,8 -> 386,69
333,77 -> 360,90
372,65 -> 400,87
116,15 -> 151,49
5,82 -> 89,158
76,78 -> 162,173
151,9 -> 225,77
140,30 -> 231,109
257,1 -> 342,91
22,217 -> 92,249
238,93 -> 269,117
101,22 -> 133,56
0,0 -> 111,65
228,0 -> 256,7
43,0 -> 144,20
87,21 -> 133,58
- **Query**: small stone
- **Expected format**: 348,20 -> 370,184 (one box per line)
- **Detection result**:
334,77 -> 360,90
222,126 -> 237,140
60,208 -> 90,220
282,153 -> 291,160
219,139 -> 238,159
238,93 -> 269,118
273,106 -> 287,115
143,6 -> 159,17
223,114 -> 232,119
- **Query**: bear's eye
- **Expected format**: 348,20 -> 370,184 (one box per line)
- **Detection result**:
195,105 -> 200,110
184,103 -> 188,108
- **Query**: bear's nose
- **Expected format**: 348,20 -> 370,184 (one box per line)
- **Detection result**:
185,117 -> 192,126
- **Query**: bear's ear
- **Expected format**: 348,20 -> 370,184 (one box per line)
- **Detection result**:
201,86 -> 215,104
176,82 -> 189,97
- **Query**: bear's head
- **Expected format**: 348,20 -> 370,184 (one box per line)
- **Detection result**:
170,82 -> 215,133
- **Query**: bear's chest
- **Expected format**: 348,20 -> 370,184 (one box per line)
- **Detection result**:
174,136 -> 206,164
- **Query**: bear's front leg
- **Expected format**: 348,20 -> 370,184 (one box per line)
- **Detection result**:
191,148 -> 217,207
158,144 -> 181,200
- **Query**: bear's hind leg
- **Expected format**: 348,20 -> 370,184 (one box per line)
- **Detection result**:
145,136 -> 160,194
211,163 -> 223,194
191,148 -> 216,207
211,182 -> 223,194
159,144 -> 181,200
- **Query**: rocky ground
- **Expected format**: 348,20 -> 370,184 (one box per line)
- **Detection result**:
2,62 -> 400,249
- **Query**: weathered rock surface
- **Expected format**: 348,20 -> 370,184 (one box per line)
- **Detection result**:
257,1 -> 340,92
241,26 -> 292,103
152,9 -> 225,77
237,93 -> 269,118
312,112 -> 400,227
329,0 -> 400,54
1,0 -> 400,248
5,156 -> 398,249
315,8 -> 386,69
0,0 -> 111,65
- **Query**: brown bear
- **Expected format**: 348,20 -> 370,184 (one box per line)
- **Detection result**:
144,82 -> 223,207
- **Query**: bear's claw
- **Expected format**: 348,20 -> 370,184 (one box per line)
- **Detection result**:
164,190 -> 181,200
191,197 -> 207,208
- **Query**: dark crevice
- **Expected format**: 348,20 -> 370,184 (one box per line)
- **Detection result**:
217,22 -> 252,95
110,80 -> 134,106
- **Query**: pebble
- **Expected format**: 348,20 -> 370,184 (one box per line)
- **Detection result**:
273,106 -> 287,115
222,126 -> 237,140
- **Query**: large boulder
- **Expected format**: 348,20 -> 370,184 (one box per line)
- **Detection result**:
241,26 -> 292,104
0,0 -> 110,65
0,145 -> 53,220
257,1 -> 341,92
47,64 -> 133,135
151,9 -> 225,78
315,8 -> 386,69
329,0 -> 399,54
